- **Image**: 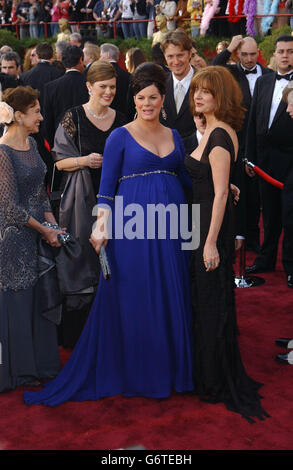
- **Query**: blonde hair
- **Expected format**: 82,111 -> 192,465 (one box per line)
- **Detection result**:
84,42 -> 100,63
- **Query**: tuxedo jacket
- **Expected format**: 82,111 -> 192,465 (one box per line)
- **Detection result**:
161,72 -> 197,153
246,73 -> 293,182
43,70 -> 89,148
212,49 -> 273,155
110,62 -> 131,115
0,72 -> 18,90
21,61 -> 63,110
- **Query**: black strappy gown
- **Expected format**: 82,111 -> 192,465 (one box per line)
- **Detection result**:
185,127 -> 269,423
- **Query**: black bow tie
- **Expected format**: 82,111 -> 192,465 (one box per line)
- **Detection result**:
276,73 -> 293,81
243,68 -> 257,75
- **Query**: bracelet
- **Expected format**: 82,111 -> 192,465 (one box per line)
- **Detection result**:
75,157 -> 80,168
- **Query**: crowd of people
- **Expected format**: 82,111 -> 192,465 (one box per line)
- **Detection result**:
0,0 -> 293,40
0,27 -> 293,425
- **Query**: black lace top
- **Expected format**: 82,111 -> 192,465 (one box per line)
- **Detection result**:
0,137 -> 51,291
60,106 -> 127,193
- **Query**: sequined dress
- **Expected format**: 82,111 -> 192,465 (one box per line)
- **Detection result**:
0,137 -> 60,392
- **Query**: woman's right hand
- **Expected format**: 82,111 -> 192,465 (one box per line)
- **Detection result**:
42,227 -> 65,248
90,229 -> 108,255
84,153 -> 103,169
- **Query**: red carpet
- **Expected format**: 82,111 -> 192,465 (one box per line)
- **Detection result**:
1,246 -> 293,451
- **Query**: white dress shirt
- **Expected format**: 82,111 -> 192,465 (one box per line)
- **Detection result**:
172,66 -> 194,101
240,63 -> 262,97
268,71 -> 293,128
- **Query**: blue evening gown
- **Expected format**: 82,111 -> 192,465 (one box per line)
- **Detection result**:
24,127 -> 194,406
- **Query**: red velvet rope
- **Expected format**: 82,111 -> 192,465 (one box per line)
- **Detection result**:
253,165 -> 284,190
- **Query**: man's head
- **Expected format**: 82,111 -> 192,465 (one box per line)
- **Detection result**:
0,45 -> 13,56
36,42 -> 54,61
1,52 -> 21,77
274,35 -> 293,74
62,45 -> 84,72
100,43 -> 120,62
161,30 -> 192,80
55,41 -> 70,62
238,37 -> 258,70
69,33 -> 82,48
83,42 -> 100,66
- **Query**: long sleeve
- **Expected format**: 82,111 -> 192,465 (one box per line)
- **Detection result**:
97,128 -> 125,210
211,48 -> 232,66
0,147 -> 31,226
175,130 -> 192,190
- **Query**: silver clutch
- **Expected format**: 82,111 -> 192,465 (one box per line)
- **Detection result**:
99,245 -> 111,280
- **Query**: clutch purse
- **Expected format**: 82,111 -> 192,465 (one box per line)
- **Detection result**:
99,245 -> 111,280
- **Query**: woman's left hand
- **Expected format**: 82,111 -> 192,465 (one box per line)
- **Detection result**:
230,183 -> 240,205
203,241 -> 220,272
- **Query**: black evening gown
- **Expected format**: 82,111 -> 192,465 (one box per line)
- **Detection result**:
57,106 -> 127,348
185,127 -> 269,423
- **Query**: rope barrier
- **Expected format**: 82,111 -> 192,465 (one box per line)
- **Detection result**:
243,158 -> 284,189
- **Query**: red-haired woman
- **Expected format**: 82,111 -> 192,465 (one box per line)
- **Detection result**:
185,66 -> 269,423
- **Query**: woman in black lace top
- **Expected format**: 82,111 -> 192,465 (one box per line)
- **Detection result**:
0,86 -> 64,392
53,60 -> 126,348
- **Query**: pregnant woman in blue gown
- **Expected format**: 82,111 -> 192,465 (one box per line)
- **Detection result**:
24,63 -> 194,406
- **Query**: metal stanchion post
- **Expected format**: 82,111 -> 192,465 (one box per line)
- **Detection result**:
234,240 -> 265,288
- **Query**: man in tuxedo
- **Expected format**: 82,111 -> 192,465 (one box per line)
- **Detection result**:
43,45 -> 88,148
99,43 -> 130,115
212,35 -> 273,249
21,42 -> 64,110
160,30 -> 197,154
245,35 -> 293,288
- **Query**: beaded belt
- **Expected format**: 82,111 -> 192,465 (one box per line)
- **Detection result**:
118,170 -> 177,183
97,170 -> 178,201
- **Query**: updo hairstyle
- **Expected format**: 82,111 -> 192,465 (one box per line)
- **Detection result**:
132,62 -> 166,96
2,86 -> 40,114
86,60 -> 116,85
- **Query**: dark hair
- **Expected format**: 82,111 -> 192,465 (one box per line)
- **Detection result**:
0,51 -> 21,67
36,42 -> 54,60
189,66 -> 245,132
62,45 -> 84,68
132,62 -> 166,96
151,43 -> 167,66
275,35 -> 293,47
2,86 -> 39,115
160,29 -> 193,53
126,48 -> 146,74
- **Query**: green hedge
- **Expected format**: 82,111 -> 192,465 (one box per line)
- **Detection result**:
0,25 -> 292,63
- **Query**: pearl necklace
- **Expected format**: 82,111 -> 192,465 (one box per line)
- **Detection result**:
86,104 -> 110,120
